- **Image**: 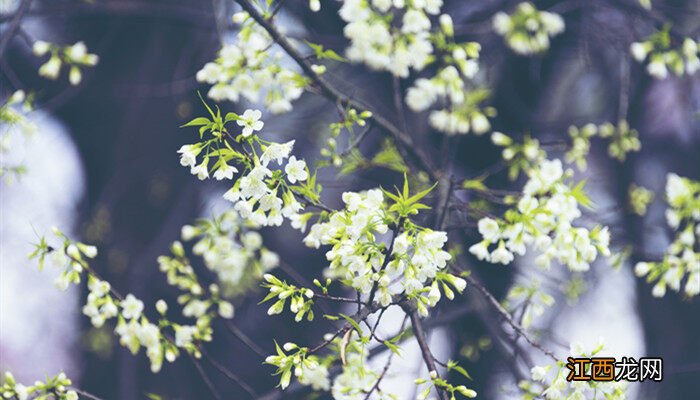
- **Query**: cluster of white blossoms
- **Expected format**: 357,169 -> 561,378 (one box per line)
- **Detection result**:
634,173 -> 700,298
331,344 -> 376,399
29,230 -> 236,373
33,40 -> 99,85
630,28 -> 700,79
406,62 -> 495,136
179,105 -> 311,228
339,0 -> 444,77
493,2 -> 565,55
264,342 -> 330,391
565,121 -> 641,169
469,158 -> 611,271
1,371 -> 79,400
522,341 -> 627,400
179,210 -> 279,296
262,274 -> 316,322
302,188 -> 465,316
196,12 -> 306,113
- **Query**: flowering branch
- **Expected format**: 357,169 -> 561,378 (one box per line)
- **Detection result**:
232,0 -> 439,179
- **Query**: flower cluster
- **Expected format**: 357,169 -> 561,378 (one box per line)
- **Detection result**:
634,173 -> 700,297
522,341 -> 627,400
631,28 -> 700,79
302,186 -> 465,316
196,13 -> 306,113
265,342 -> 330,391
628,184 -> 654,216
179,210 -> 279,296
331,342 -> 376,399
179,103 -> 311,227
406,68 -> 495,136
33,40 -> 99,85
469,158 -> 612,271
493,2 -> 565,55
565,121 -> 641,169
262,274 -> 316,322
28,229 -> 232,373
1,371 -> 79,400
339,0 -> 444,77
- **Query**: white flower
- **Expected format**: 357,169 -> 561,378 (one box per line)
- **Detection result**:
478,218 -> 500,242
261,140 -> 294,166
634,262 -> 651,277
156,299 -> 168,314
493,12 -> 511,34
138,323 -> 161,349
237,109 -> 264,137
218,301 -> 235,318
647,59 -> 668,79
121,294 -> 144,320
469,241 -> 490,261
471,113 -> 490,135
285,156 -> 308,183
66,41 -> 88,61
666,173 -> 690,206
15,384 -> 28,400
33,40 -> 50,56
490,244 -> 514,265
630,42 -> 649,61
178,144 -> 200,167
686,273 -> 700,296
175,325 -> 197,347
531,365 -> 549,382
402,10 -> 430,34
39,56 -> 61,79
652,281 -> 666,298
213,163 -> 238,180
190,162 -> 209,180
309,0 -> 320,12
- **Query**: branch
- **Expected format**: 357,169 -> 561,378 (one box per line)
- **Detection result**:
405,307 -> 449,400
0,0 -> 32,58
461,271 -> 558,362
232,0 -> 439,180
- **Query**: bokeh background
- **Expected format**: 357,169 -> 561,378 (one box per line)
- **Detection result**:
1,0 -> 699,399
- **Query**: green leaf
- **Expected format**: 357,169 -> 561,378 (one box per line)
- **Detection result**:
462,178 -> 487,191
338,313 -> 362,334
180,117 -> 210,128
570,179 -> 595,209
448,361 -> 473,381
383,340 -> 402,356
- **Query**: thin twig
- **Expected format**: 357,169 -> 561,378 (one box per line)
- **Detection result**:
461,271 -> 558,362
226,322 -> 267,358
189,353 -> 223,400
